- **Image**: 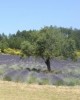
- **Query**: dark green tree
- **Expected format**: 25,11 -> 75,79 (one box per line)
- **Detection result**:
70,29 -> 80,50
0,40 -> 9,53
62,38 -> 76,60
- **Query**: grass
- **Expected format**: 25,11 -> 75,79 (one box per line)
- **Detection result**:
0,81 -> 80,100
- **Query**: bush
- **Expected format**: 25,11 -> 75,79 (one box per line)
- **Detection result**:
27,75 -> 37,84
64,77 -> 80,86
76,51 -> 80,58
55,80 -> 64,86
4,48 -> 22,55
38,78 -> 50,85
27,74 -> 50,85
67,81 -> 75,86
0,69 -> 4,75
3,76 -> 12,81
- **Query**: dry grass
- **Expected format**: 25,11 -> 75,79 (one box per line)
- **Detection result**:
0,81 -> 80,100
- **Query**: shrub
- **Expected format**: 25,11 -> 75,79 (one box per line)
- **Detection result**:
4,48 -> 22,55
31,68 -> 41,72
55,80 -> 64,86
76,51 -> 80,58
3,76 -> 12,81
37,78 -> 50,85
41,78 -> 50,85
67,81 -> 75,86
27,75 -> 37,84
27,74 -> 50,85
64,77 -> 80,86
0,69 -> 4,75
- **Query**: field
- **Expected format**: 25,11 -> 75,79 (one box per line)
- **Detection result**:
0,81 -> 80,100
0,54 -> 80,99
0,54 -> 80,85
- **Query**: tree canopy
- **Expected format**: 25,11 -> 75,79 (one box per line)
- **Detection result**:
20,26 -> 76,71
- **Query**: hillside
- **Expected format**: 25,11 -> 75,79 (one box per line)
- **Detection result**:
0,80 -> 80,100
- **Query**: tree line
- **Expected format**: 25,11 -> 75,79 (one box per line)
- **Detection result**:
0,26 -> 80,71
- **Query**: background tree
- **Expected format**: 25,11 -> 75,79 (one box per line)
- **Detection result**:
62,38 -> 76,60
0,40 -> 9,53
70,29 -> 80,50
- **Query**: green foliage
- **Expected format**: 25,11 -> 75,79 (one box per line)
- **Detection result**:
20,26 -> 77,71
35,27 -> 64,58
22,28 -> 61,58
21,26 -> 76,71
0,26 -> 78,57
62,38 -> 77,60
4,48 -> 22,55
64,78 -> 80,86
27,75 -> 50,85
38,78 -> 50,85
20,26 -> 76,61
27,75 -> 37,84
0,26 -> 79,52
55,80 -> 64,86
3,76 -> 12,81
0,69 -> 4,75
21,41 -> 35,56
76,51 -> 80,58
70,29 -> 80,50
0,40 -> 9,53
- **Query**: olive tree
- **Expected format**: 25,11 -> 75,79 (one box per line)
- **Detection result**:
21,27 -> 76,71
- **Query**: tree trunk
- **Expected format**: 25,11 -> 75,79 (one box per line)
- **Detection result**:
45,58 -> 51,72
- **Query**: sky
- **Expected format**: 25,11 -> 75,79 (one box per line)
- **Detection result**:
0,0 -> 80,35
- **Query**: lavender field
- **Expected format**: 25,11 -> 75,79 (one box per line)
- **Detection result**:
0,54 -> 80,85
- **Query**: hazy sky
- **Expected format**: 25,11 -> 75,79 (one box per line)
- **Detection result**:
0,0 -> 80,34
